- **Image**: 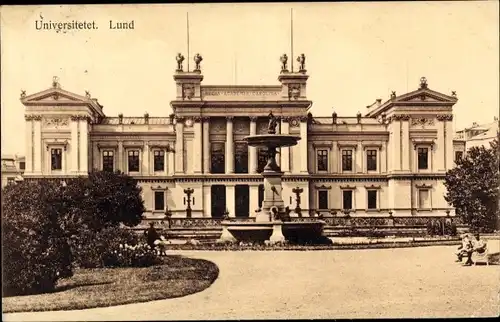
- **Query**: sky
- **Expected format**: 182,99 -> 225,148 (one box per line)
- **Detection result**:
1,2 -> 498,156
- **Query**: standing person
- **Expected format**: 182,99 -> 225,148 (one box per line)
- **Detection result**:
464,233 -> 487,266
144,222 -> 160,250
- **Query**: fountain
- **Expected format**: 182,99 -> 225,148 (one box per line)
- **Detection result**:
218,111 -> 327,244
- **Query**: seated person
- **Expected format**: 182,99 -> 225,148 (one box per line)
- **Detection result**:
464,233 -> 487,266
456,234 -> 472,262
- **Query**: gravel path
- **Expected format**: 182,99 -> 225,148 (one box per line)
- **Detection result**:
4,244 -> 500,320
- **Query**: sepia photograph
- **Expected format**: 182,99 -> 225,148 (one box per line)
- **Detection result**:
1,2 -> 499,320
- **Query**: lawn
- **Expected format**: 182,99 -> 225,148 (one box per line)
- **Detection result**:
2,255 -> 219,313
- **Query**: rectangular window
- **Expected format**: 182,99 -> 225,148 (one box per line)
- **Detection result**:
211,143 -> 225,174
234,143 -> 248,174
455,151 -> 463,162
367,190 -> 377,209
128,150 -> 140,172
318,190 -> 329,210
419,189 -> 430,209
51,148 -> 62,170
154,191 -> 165,211
342,150 -> 353,171
257,148 -> 267,173
154,150 -> 165,172
342,190 -> 353,210
317,150 -> 328,171
102,150 -> 114,172
258,184 -> 264,209
19,161 -> 25,170
417,148 -> 428,170
366,149 -> 377,171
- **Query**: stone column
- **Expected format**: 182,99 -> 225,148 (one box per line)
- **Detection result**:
331,141 -> 338,173
226,185 -> 235,217
401,118 -> 410,171
203,186 -> 211,217
175,117 -> 184,173
203,117 -> 210,173
249,185 -> 259,215
143,142 -> 150,175
168,144 -> 175,175
193,117 -> 203,173
33,115 -> 42,174
24,116 -> 33,173
356,142 -> 363,173
280,118 -> 290,173
118,141 -> 124,172
70,116 -> 79,173
79,117 -> 89,174
299,118 -> 308,173
226,117 -> 234,174
444,116 -> 455,171
381,141 -> 387,173
249,117 -> 257,173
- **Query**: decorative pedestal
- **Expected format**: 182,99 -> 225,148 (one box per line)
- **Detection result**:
269,222 -> 285,244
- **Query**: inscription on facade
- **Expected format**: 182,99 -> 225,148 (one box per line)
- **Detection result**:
202,90 -> 278,96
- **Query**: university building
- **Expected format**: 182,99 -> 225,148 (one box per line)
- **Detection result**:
20,57 -> 461,222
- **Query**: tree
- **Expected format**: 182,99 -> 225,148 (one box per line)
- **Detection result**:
444,140 -> 499,233
1,180 -> 73,295
62,170 -> 146,235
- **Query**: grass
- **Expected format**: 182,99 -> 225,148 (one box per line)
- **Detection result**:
2,255 -> 219,313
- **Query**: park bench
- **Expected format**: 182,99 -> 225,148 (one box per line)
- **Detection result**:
472,245 -> 489,266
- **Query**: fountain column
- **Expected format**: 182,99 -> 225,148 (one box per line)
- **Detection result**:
226,117 -> 234,174
248,117 -> 257,173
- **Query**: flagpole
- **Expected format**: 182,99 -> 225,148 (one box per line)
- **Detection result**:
290,8 -> 294,72
187,12 -> 190,72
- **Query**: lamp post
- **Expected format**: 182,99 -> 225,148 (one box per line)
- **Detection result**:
292,187 -> 303,217
184,188 -> 194,218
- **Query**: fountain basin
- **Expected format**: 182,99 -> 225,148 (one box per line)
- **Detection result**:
222,220 -> 327,244
223,221 -> 274,242
244,134 -> 301,148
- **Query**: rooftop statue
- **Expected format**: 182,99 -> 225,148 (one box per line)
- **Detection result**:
268,111 -> 278,134
297,53 -> 306,71
176,53 -> 185,71
280,53 -> 288,71
194,53 -> 203,71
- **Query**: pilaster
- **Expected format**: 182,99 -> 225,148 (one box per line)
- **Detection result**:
226,117 -> 234,174
202,117 -> 210,173
280,118 -> 290,173
175,117 -> 185,173
143,142 -> 150,175
249,184 -> 260,215
356,142 -> 363,173
118,141 -> 124,172
331,141 -> 338,174
193,117 -> 203,173
299,118 -> 308,173
249,117 -> 257,173
226,185 -> 235,217
33,115 -> 42,174
79,117 -> 89,174
203,186 -> 211,217
401,119 -> 410,171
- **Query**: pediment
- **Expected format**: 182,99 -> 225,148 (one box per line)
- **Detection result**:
21,88 -> 90,105
395,88 -> 457,104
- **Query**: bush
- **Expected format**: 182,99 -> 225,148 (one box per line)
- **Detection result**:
1,181 -> 73,296
103,243 -> 163,268
72,226 -> 161,269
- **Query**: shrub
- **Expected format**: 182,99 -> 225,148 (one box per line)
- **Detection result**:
1,180 -> 73,296
103,243 -> 163,268
72,226 -> 139,268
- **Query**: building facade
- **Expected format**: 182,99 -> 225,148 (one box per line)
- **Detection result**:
1,155 -> 25,189
454,118 -> 499,152
20,60 -> 460,220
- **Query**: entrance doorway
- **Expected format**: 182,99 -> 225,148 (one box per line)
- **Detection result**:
211,185 -> 226,218
235,185 -> 250,217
